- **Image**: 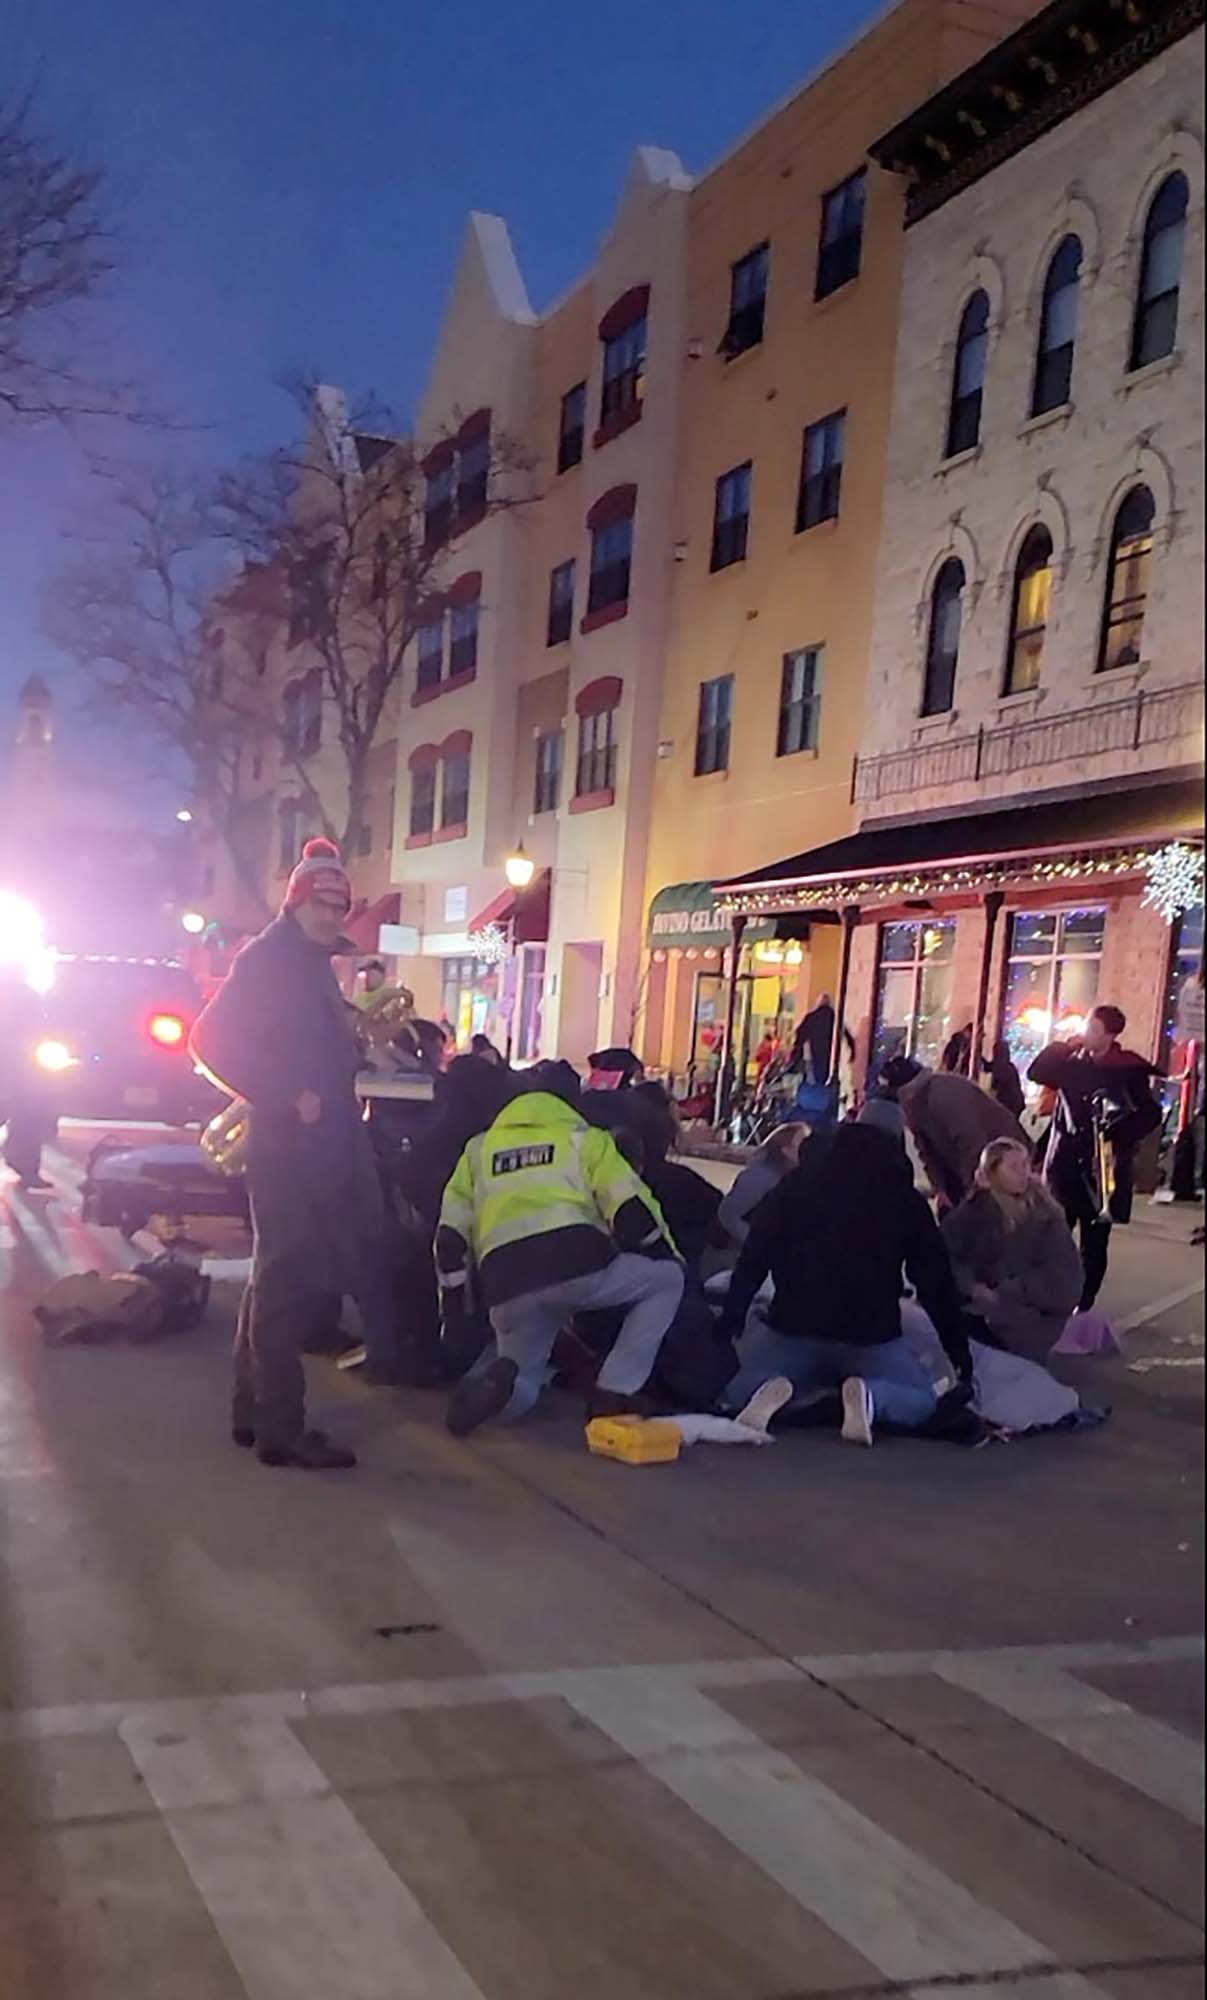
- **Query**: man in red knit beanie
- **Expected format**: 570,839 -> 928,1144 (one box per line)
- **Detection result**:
192,840 -> 404,1468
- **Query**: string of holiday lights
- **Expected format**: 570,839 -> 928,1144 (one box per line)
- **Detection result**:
715,841 -> 1196,920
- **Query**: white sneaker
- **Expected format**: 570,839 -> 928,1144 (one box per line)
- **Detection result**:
840,1377 -> 874,1448
734,1376 -> 794,1435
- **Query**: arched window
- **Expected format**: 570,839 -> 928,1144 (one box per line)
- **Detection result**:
1004,526 -> 1053,696
1098,486 -> 1155,674
922,559 -> 966,715
946,292 -> 989,456
1131,173 -> 1189,370
1031,236 -> 1082,416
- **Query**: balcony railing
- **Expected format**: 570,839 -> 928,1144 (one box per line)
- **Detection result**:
851,680 -> 1204,809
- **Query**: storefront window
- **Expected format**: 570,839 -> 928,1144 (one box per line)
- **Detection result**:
873,920 -> 957,1073
440,954 -> 502,1050
1002,906 -> 1106,1095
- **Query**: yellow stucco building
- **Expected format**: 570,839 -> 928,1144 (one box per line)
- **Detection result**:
640,0 -> 1041,1088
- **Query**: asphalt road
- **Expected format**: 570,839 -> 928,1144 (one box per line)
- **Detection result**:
1,1125 -> 1203,2000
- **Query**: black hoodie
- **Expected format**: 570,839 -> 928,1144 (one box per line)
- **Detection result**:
720,1123 -> 970,1376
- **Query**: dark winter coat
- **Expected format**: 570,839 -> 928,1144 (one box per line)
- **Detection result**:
1029,1040 -> 1162,1223
190,914 -> 361,1129
720,1123 -> 971,1374
941,1187 -> 1081,1361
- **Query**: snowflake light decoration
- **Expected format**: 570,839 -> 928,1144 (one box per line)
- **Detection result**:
466,923 -> 510,964
1141,842 -> 1205,925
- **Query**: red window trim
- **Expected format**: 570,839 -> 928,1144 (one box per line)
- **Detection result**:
597,284 -> 650,342
580,600 -> 628,636
433,820 -> 468,844
446,570 -> 482,607
404,830 -> 433,850
586,483 -> 637,531
568,787 -> 615,815
421,440 -> 455,477
440,729 -> 473,757
575,675 -> 622,719
456,407 -> 491,444
408,742 -> 440,771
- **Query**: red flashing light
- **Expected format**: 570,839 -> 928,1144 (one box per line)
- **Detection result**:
148,1012 -> 187,1049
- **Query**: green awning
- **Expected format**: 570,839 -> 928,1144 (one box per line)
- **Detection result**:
647,882 -> 774,950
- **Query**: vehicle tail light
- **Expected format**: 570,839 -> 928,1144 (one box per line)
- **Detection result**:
148,1012 -> 187,1049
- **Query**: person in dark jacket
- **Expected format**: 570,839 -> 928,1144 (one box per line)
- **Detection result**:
190,839 -> 400,1470
789,995 -> 834,1082
0,969 -> 53,1190
396,1054 -> 514,1380
984,1039 -> 1026,1121
1029,1004 -> 1162,1313
718,1122 -> 971,1446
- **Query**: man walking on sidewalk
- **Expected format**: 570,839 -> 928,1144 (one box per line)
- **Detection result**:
191,839 -> 401,1470
437,1061 -> 683,1434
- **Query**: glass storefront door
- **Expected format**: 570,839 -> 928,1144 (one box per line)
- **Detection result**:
872,920 -> 957,1074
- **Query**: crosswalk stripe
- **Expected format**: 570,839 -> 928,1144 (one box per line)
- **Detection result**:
563,1677 -> 1110,2000
937,1656 -> 1206,1828
120,1711 -> 489,2000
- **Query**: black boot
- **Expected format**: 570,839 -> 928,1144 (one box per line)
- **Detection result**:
446,1358 -> 518,1437
258,1433 -> 356,1470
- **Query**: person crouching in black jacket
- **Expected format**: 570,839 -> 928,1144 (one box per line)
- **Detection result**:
718,1122 -> 971,1447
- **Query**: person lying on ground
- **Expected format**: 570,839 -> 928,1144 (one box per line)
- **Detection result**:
436,1060 -> 683,1435
717,1123 -> 807,1247
941,1137 -> 1082,1364
717,1120 -> 971,1448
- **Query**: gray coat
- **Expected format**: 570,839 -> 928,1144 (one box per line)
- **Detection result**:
942,1188 -> 1081,1362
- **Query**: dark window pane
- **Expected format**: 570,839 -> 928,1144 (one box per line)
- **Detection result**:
533,730 -> 563,815
815,170 -> 866,300
945,293 -> 989,456
721,244 -> 769,357
409,768 -> 436,838
796,412 -> 845,531
922,559 -> 964,716
1131,174 -> 1188,369
695,675 -> 733,775
587,515 -> 633,613
576,705 -> 618,797
557,382 -> 586,472
449,600 -> 479,676
776,646 -> 823,756
547,559 -> 575,645
1032,237 -> 1081,416
417,618 -> 444,691
601,319 -> 647,423
441,753 -> 470,829
710,463 -> 752,570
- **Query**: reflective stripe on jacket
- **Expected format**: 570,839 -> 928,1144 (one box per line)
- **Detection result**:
437,1091 -> 672,1308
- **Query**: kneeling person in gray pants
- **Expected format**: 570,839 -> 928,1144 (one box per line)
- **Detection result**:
437,1062 -> 683,1434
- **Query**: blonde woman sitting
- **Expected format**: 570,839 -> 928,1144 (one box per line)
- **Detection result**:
941,1136 -> 1082,1364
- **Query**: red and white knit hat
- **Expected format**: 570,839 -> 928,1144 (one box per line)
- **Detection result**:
283,838 -> 352,914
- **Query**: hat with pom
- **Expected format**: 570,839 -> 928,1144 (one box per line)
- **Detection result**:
283,837 -> 352,914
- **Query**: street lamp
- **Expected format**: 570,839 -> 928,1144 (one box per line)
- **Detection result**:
505,842 -> 536,891
175,808 -> 194,824
181,910 -> 206,936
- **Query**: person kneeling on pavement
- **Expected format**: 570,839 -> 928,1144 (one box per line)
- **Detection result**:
436,1061 -> 684,1435
717,1121 -> 972,1447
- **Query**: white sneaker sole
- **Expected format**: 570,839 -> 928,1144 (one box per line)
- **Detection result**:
735,1376 -> 794,1434
841,1377 -> 874,1448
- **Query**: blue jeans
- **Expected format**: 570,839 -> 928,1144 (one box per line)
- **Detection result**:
724,1310 -> 938,1430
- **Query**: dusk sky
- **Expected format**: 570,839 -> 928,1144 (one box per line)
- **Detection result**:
0,0 -> 885,727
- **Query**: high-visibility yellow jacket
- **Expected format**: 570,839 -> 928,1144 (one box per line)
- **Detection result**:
436,1091 -> 674,1308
